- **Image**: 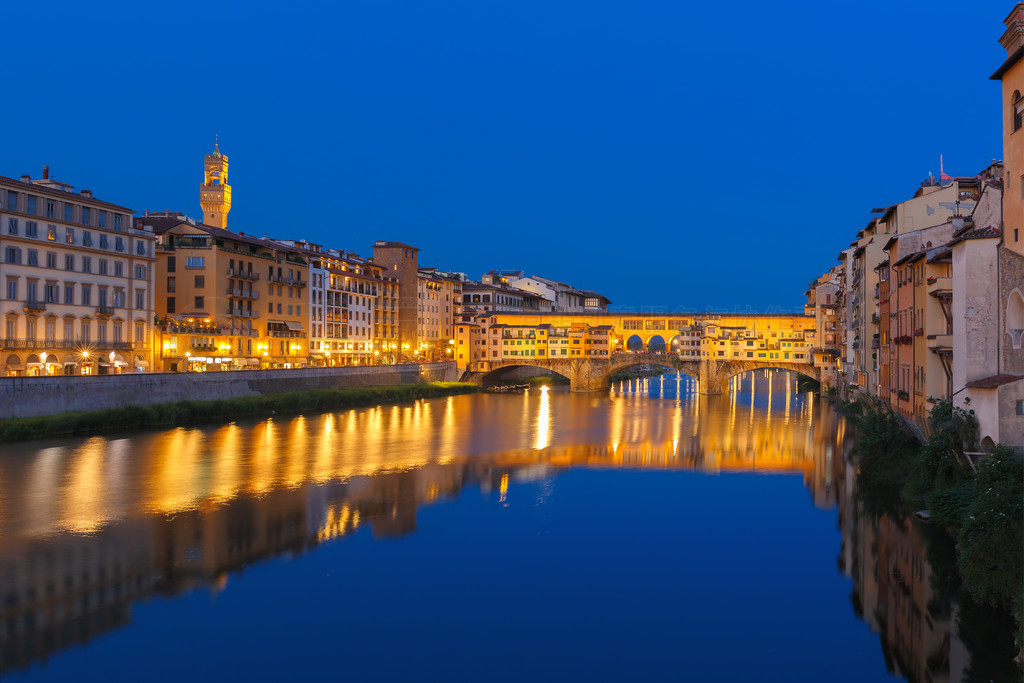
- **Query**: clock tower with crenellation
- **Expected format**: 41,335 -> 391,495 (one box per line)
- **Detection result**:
199,141 -> 231,228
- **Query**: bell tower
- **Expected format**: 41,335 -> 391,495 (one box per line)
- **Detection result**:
199,140 -> 231,228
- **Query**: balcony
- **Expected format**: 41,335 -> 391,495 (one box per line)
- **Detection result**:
22,300 -> 46,314
229,309 -> 260,319
927,334 -> 952,352
266,330 -> 304,338
226,288 -> 260,300
871,313 -> 880,324
227,268 -> 260,281
927,276 -> 952,299
95,304 -> 115,317
871,338 -> 880,349
0,338 -> 135,351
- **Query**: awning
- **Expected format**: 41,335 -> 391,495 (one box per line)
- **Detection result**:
285,321 -> 304,331
99,362 -> 112,367
45,360 -> 61,365
26,362 -> 43,368
134,360 -> 150,368
309,354 -> 324,359
114,360 -> 128,367
63,360 -> 78,366
6,364 -> 25,371
243,358 -> 260,365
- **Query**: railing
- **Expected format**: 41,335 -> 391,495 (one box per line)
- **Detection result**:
228,309 -> 260,319
22,300 -> 46,313
95,304 -> 115,316
871,313 -> 880,324
266,330 -> 304,338
227,268 -> 260,281
0,338 -> 135,350
226,288 -> 260,300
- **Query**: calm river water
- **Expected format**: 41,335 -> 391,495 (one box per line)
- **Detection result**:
0,372 -> 1004,681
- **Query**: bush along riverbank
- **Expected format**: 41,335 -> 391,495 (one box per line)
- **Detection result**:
0,382 -> 482,444
850,397 -> 1024,668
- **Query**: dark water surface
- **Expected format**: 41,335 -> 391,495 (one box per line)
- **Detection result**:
0,373 -> 983,681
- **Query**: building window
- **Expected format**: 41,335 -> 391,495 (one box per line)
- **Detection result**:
46,200 -> 55,218
115,237 -> 125,252
25,221 -> 37,238
64,321 -> 73,339
98,210 -> 106,228
6,279 -> 17,300
47,225 -> 57,241
185,256 -> 205,269
65,254 -> 74,270
25,195 -> 36,215
136,289 -> 145,309
81,207 -> 91,225
99,259 -> 108,275
1014,91 -> 1023,132
135,265 -> 146,279
167,277 -> 175,293
114,261 -> 123,277
194,296 -> 205,310
82,257 -> 91,273
7,218 -> 16,235
46,252 -> 56,269
135,324 -> 144,343
82,231 -> 92,246
64,284 -> 74,304
167,256 -> 176,273
64,204 -> 74,222
167,296 -> 176,314
194,275 -> 205,288
113,214 -> 122,231
100,234 -> 109,249
5,190 -> 16,210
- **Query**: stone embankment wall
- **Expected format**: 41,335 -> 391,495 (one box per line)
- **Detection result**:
0,362 -> 458,419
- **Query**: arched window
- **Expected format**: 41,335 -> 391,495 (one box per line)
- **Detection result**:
1007,289 -> 1024,349
1014,91 -> 1023,132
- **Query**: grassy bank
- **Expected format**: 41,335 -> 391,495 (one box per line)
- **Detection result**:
0,382 -> 482,444
850,398 -> 1023,662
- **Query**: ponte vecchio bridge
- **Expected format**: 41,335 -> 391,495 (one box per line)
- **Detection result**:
457,311 -> 824,393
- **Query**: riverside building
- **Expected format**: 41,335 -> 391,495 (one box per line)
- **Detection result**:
143,212 -> 308,372
0,170 -> 156,375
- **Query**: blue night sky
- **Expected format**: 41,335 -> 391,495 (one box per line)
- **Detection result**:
4,1 -> 1006,311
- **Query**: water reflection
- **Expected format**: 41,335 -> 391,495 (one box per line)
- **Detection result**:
0,372 -> 983,679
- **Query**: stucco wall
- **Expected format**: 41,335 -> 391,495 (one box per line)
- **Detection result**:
0,362 -> 458,419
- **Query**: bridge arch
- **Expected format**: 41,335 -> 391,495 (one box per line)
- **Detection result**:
478,363 -> 570,386
625,334 -> 644,352
646,335 -> 666,353
712,362 -> 821,394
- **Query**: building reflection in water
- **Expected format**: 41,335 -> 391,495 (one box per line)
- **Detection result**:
0,370 -> 965,678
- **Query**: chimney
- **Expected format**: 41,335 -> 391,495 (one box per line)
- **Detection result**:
80,190 -> 92,198
20,174 -> 30,182
42,166 -> 49,180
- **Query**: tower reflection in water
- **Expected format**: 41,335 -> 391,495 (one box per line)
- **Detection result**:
0,370 -> 965,679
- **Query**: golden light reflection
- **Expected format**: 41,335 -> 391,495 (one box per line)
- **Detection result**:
535,385 -> 550,450
0,384 -> 841,547
498,473 -> 509,503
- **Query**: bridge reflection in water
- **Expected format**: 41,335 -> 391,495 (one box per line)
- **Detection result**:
0,372 -> 970,679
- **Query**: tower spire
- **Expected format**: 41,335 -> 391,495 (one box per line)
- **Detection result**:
214,134 -> 220,156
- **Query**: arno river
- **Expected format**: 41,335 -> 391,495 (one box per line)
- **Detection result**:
0,372 -> 1009,681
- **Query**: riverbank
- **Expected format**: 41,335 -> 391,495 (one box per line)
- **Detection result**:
0,382 -> 482,444
847,398 -> 1023,664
